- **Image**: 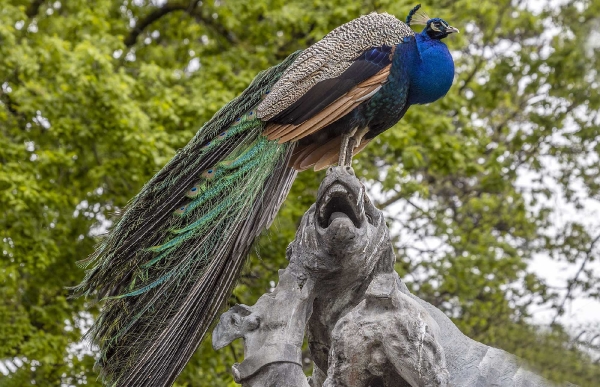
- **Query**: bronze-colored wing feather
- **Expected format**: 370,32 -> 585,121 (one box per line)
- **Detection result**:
291,136 -> 371,171
264,65 -> 390,143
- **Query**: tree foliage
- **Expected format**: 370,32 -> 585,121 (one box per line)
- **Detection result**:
1,0 -> 599,386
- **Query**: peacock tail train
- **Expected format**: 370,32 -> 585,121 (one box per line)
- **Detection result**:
73,51 -> 302,386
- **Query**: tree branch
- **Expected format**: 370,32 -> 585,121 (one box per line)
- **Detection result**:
0,91 -> 21,119
26,0 -> 46,18
190,11 -> 238,45
458,1 -> 512,95
124,1 -> 200,47
376,190 -> 403,209
458,56 -> 485,95
551,232 -> 600,325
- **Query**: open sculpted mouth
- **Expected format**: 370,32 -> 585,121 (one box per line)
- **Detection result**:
317,183 -> 363,229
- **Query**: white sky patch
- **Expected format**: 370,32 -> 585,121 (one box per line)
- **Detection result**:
185,57 -> 201,74
524,0 -> 572,14
33,110 -> 51,129
585,19 -> 600,57
518,155 -> 600,327
125,50 -> 136,62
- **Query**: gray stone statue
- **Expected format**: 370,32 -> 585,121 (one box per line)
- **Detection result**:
212,268 -> 313,386
213,166 -> 555,387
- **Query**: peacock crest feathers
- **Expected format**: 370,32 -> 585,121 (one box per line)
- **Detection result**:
406,4 -> 430,26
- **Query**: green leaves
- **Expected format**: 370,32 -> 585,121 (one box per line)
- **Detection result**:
1,0 -> 599,385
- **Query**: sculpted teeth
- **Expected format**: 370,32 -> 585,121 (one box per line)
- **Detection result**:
320,184 -> 347,215
319,184 -> 348,223
357,188 -> 364,215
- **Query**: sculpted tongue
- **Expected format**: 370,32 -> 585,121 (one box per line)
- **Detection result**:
317,181 -> 364,228
328,211 -> 350,226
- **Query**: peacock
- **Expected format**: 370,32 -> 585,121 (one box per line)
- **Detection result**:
74,4 -> 458,386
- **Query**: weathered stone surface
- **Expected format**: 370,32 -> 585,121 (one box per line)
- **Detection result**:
213,166 -> 555,387
212,269 -> 313,386
324,272 -> 448,387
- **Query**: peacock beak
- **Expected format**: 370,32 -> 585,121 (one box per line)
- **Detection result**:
447,26 -> 460,34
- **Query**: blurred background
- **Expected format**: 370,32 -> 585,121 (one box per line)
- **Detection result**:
1,0 -> 599,385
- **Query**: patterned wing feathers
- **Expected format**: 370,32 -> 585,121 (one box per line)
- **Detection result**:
273,96 -> 355,143
257,12 -> 413,120
265,65 -> 391,144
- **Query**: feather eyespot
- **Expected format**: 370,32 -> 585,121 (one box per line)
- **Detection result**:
174,205 -> 187,215
202,168 -> 217,179
220,132 -> 226,136
187,183 -> 204,198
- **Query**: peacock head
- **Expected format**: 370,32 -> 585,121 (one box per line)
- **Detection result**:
406,4 -> 459,40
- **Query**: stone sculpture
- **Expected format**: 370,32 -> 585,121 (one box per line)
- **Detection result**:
214,167 -> 555,387
323,272 -> 448,387
212,268 -> 313,386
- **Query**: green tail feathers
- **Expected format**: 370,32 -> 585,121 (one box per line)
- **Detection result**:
73,51 -> 301,386
113,134 -> 286,300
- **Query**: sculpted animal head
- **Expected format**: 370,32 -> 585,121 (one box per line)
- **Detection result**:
212,304 -> 260,350
287,166 -> 394,283
212,269 -> 314,351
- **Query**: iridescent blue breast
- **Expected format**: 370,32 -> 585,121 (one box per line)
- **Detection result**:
407,35 -> 455,105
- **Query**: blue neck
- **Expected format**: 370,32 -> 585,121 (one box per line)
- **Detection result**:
405,32 -> 455,105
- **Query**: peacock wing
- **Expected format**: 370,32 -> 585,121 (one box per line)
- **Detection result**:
257,12 -> 414,145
